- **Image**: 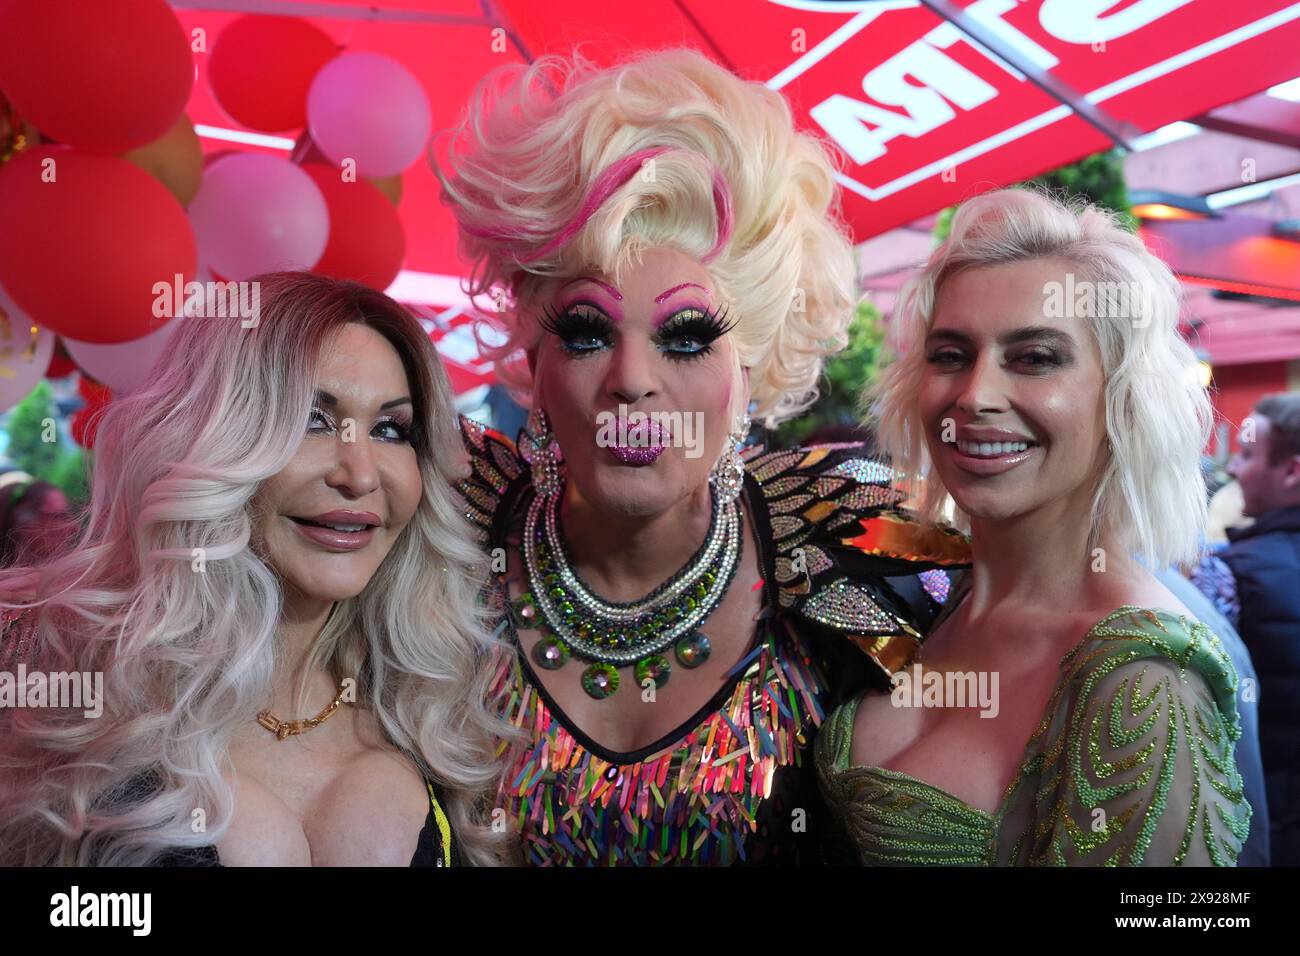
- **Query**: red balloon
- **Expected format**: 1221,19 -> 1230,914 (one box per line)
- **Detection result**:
0,0 -> 192,153
210,16 -> 338,133
45,346 -> 77,379
0,146 -> 197,344
71,376 -> 113,450
203,148 -> 240,169
303,164 -> 405,291
291,131 -> 330,166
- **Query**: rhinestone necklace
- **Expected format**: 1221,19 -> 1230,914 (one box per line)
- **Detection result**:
518,483 -> 741,699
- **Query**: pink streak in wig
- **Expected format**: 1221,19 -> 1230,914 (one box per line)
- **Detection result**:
704,167 -> 734,264
517,146 -> 672,263
463,146 -> 736,264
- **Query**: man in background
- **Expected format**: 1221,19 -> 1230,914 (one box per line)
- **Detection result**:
1222,393 -> 1300,867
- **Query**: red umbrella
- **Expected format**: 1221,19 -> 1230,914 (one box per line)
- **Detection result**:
169,0 -> 1300,396
175,0 -> 1300,279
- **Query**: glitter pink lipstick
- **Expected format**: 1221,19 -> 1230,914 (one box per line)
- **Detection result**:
607,418 -> 667,466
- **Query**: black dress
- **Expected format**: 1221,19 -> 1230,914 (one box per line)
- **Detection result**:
154,778 -> 462,867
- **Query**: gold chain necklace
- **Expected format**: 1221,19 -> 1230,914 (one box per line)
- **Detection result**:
256,680 -> 351,740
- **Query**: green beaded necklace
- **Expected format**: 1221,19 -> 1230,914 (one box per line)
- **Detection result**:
517,482 -> 741,699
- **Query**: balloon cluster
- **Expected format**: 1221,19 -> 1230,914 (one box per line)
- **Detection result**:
0,1 -> 428,434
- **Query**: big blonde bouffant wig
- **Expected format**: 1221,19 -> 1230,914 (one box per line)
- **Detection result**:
872,187 -> 1213,569
0,273 -> 513,866
432,47 -> 858,426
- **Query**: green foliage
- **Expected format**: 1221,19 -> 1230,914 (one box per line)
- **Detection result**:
931,149 -> 1136,243
4,381 -> 91,506
5,379 -> 59,479
932,205 -> 956,244
48,447 -> 90,506
768,299 -> 885,449
1030,149 -> 1136,231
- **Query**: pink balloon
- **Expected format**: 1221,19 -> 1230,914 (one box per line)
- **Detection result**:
187,153 -> 329,280
0,283 -> 57,413
307,52 -> 432,178
64,317 -> 181,395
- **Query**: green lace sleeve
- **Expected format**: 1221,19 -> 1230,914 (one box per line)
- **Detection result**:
1002,612 -> 1252,866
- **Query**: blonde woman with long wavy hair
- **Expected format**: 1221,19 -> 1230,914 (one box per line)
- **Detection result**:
0,272 -> 513,866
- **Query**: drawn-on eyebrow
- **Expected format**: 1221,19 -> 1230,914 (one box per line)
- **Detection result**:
655,282 -> 711,304
315,390 -> 412,411
560,276 -> 623,301
923,327 -> 1076,348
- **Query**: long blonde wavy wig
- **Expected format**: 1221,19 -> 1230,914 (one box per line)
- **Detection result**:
0,272 -> 514,866
432,46 -> 858,426
872,187 -> 1213,568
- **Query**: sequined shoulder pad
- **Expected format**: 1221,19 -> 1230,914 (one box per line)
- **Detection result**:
744,443 -> 971,681
456,415 -> 526,547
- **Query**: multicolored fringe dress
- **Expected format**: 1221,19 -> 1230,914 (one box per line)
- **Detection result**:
457,416 -> 970,866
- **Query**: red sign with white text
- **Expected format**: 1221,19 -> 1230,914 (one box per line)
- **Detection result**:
514,0 -> 1300,236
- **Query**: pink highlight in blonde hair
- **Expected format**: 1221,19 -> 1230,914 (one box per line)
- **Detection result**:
464,144 -> 734,265
434,48 -> 858,424
520,146 -> 672,262
705,167 -> 733,263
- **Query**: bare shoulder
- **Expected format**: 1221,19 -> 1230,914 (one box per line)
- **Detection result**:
1088,566 -> 1197,621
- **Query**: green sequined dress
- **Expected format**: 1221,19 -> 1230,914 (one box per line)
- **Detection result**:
816,605 -> 1252,865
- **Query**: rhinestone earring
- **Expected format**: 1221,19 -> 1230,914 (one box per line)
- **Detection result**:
520,406 -> 564,498
709,413 -> 750,504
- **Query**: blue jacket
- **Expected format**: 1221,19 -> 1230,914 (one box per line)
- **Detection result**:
1157,567 -> 1270,867
1220,505 -> 1300,868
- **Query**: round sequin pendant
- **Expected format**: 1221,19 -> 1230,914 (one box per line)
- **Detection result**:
635,654 -> 671,689
581,663 -> 620,699
512,593 -> 538,626
674,631 -> 712,668
533,635 -> 570,670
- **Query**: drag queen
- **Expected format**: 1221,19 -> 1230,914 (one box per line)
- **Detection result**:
817,188 -> 1252,865
436,48 -> 967,865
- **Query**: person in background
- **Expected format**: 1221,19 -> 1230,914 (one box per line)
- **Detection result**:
1219,392 -> 1300,867
1208,479 -> 1249,546
1155,565 -> 1269,866
0,473 -> 71,567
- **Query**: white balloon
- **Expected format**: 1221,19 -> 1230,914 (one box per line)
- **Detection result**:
65,318 -> 181,396
0,282 -> 57,413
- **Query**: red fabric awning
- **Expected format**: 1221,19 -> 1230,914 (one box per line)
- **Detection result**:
176,0 -> 1300,297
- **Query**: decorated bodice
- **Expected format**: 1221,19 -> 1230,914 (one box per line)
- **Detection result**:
457,417 -> 969,866
815,606 -> 1252,866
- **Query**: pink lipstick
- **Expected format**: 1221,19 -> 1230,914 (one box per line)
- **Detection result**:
289,509 -> 381,552
608,418 -> 667,466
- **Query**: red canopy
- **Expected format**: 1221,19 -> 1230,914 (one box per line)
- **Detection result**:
176,0 -> 1300,295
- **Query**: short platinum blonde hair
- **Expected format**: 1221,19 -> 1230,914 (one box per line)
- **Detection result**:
872,187 -> 1212,568
433,47 -> 858,425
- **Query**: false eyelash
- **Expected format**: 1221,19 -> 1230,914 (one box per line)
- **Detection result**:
537,302 -> 615,340
657,304 -> 737,344
374,415 -> 416,444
